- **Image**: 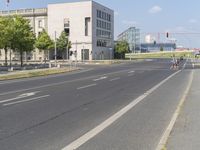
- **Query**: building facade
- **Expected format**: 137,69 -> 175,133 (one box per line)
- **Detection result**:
0,8 -> 48,62
0,0 -> 114,61
117,27 -> 140,53
141,43 -> 176,52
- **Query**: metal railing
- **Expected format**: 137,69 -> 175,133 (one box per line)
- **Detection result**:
0,8 -> 47,16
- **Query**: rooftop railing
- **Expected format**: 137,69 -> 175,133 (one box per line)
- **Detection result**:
0,8 -> 47,16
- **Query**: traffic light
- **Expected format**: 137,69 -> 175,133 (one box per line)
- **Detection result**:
166,32 -> 169,38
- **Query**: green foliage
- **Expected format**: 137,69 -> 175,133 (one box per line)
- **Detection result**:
160,46 -> 164,51
0,16 -> 14,65
35,30 -> 54,51
12,16 -> 35,66
35,29 -> 54,62
114,40 -> 130,59
57,31 -> 72,59
0,16 -> 35,66
57,31 -> 71,51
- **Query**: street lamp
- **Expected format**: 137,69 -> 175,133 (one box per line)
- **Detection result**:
109,48 -> 113,60
82,42 -> 85,62
54,31 -> 57,66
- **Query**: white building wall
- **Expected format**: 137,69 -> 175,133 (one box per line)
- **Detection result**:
48,1 -> 93,61
48,1 -> 114,61
0,1 -> 114,62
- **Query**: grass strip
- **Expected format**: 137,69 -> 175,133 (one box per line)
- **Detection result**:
0,68 -> 77,81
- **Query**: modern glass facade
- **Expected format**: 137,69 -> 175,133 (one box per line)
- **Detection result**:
141,43 -> 176,52
117,27 -> 140,52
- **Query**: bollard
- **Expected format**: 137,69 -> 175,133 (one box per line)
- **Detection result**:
57,64 -> 61,68
49,63 -> 52,68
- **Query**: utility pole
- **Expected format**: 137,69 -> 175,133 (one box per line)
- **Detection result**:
66,40 -> 68,62
54,31 -> 57,67
6,0 -> 12,70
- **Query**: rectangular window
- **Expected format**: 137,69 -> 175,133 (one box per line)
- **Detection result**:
108,14 -> 111,22
64,18 -> 70,28
38,20 -> 42,28
64,28 -> 70,36
85,17 -> 90,36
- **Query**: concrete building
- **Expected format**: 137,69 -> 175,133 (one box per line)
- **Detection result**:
0,8 -> 48,62
117,27 -> 140,53
0,0 -> 114,62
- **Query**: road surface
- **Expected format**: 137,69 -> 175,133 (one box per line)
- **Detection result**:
0,59 -> 196,150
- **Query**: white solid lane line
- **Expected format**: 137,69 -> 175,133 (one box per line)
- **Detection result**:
156,70 -> 194,150
3,95 -> 50,106
128,71 -> 135,74
93,76 -> 107,81
109,77 -> 120,81
61,70 -> 181,150
77,84 -> 97,90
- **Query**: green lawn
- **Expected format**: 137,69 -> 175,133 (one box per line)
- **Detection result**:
126,51 -> 194,59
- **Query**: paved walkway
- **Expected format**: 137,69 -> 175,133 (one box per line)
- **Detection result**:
167,69 -> 200,150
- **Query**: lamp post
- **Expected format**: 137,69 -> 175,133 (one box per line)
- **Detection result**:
54,31 -> 57,67
6,0 -> 12,69
109,48 -> 113,60
66,39 -> 69,62
82,42 -> 85,62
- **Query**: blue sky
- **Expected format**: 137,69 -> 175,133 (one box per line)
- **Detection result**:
1,0 -> 200,47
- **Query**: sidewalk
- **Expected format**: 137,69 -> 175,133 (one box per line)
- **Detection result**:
167,69 -> 200,150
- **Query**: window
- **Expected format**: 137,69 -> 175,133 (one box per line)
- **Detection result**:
108,14 -> 111,22
64,18 -> 70,36
38,20 -> 42,28
64,28 -> 70,36
64,18 -> 70,28
97,39 -> 107,47
85,17 -> 90,36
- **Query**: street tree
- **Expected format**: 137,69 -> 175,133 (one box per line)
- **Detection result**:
114,40 -> 130,59
12,16 -> 35,67
0,16 -> 14,66
57,31 -> 71,60
160,46 -> 164,52
35,29 -> 54,64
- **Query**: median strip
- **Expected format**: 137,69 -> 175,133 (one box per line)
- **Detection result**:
0,67 -> 78,81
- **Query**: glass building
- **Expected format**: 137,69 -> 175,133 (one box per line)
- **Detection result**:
117,27 -> 140,52
141,43 -> 176,52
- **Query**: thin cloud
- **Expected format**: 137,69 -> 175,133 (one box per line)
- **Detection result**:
122,20 -> 139,26
149,5 -> 162,14
189,19 -> 198,24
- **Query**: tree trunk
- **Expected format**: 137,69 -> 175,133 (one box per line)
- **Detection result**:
4,47 -> 8,66
43,50 -> 47,65
20,51 -> 23,67
62,52 -> 64,62
9,49 -> 12,69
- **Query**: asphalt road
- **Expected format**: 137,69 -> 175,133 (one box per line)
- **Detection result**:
0,59 -> 195,150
